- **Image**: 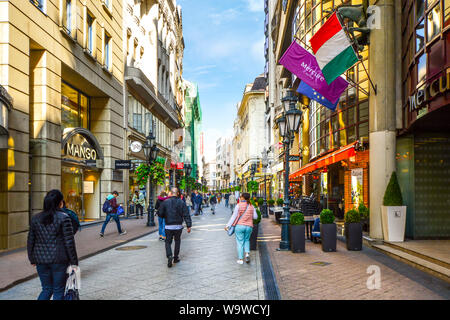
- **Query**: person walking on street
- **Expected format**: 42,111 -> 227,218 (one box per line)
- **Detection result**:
27,189 -> 79,300
229,193 -> 237,214
225,193 -> 258,265
157,188 -> 192,268
186,194 -> 193,216
193,190 -> 203,216
100,191 -> 127,237
62,200 -> 81,234
210,193 -> 217,214
155,191 -> 169,241
225,192 -> 230,208
132,190 -> 146,219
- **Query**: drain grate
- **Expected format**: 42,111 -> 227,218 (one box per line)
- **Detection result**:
310,261 -> 331,266
258,227 -> 281,300
115,245 -> 147,251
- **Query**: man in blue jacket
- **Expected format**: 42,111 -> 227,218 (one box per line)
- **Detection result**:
193,190 -> 203,216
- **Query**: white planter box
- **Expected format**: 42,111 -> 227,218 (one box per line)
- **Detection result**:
381,206 -> 407,242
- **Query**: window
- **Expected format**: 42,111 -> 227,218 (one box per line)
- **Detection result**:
426,4 -> 441,41
30,0 -> 44,12
63,0 -> 72,33
104,32 -> 112,70
416,20 -> 425,52
417,53 -> 427,84
445,0 -> 450,28
61,82 -> 90,131
86,13 -> 95,55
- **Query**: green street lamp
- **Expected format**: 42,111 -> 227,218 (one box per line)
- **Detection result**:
143,127 -> 158,227
277,89 -> 302,251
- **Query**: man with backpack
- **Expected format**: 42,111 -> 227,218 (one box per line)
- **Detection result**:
99,191 -> 127,237
210,193 -> 217,215
157,188 -> 192,268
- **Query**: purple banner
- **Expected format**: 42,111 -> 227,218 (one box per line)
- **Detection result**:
279,41 -> 348,104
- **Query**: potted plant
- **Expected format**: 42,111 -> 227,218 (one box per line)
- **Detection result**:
358,203 -> 370,232
320,209 -> 336,252
276,198 -> 284,207
344,209 -> 362,251
250,208 -> 262,250
381,172 -> 406,242
268,199 -> 275,207
289,212 -> 305,253
257,198 -> 264,208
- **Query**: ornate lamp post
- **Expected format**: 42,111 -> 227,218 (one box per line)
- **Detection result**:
261,148 -> 269,218
184,163 -> 192,195
250,163 -> 257,197
277,89 -> 303,251
143,128 -> 159,227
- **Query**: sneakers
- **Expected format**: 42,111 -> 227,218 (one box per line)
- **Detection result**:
119,230 -> 127,236
237,259 -> 244,265
168,256 -> 173,268
173,257 -> 180,264
245,254 -> 250,264
99,233 -> 104,237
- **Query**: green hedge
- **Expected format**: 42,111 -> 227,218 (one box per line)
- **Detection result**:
345,209 -> 361,223
290,212 -> 305,225
320,209 -> 335,224
383,172 -> 403,206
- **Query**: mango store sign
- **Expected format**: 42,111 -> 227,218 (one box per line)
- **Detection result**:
64,134 -> 98,161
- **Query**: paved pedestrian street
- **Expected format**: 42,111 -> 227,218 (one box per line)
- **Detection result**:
0,204 -> 265,300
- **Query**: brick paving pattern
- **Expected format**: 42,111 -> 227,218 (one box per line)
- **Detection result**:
0,204 -> 265,300
261,214 -> 450,300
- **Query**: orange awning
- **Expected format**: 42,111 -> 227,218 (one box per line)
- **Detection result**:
290,142 -> 357,180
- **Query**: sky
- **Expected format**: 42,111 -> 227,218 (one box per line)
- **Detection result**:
178,0 -> 265,163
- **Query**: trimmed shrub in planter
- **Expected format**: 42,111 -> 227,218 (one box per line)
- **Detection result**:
257,198 -> 264,207
276,198 -> 284,207
358,203 -> 370,232
289,212 -> 305,253
268,199 -> 275,207
381,172 -> 407,242
320,209 -> 336,252
344,209 -> 362,251
250,209 -> 262,250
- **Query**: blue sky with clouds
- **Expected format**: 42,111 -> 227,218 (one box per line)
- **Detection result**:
178,0 -> 265,161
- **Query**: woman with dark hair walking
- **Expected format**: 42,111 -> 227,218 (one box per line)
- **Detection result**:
27,189 -> 79,300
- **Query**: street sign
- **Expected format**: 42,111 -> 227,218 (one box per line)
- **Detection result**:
289,155 -> 301,162
115,160 -> 132,170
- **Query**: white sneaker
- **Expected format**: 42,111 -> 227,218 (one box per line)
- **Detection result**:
119,230 -> 127,236
237,259 -> 244,265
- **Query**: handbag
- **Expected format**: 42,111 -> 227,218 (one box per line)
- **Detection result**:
227,204 -> 249,236
64,265 -> 81,300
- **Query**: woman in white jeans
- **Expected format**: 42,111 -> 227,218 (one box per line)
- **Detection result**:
225,193 -> 258,264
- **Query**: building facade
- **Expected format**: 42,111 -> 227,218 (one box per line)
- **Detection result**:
0,0 -> 125,250
232,75 -> 268,192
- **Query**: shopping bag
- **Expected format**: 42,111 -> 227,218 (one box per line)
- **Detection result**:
117,205 -> 125,216
64,265 -> 81,300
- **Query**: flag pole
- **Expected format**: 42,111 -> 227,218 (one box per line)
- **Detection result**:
293,36 -> 370,97
336,12 -> 378,95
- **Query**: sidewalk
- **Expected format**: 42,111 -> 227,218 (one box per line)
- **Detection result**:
259,214 -> 450,300
0,216 -> 157,291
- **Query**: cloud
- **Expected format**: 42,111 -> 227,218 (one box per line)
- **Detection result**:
209,8 -> 241,25
251,37 -> 265,65
246,0 -> 264,12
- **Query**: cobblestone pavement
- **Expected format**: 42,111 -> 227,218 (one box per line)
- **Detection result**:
261,216 -> 450,300
0,204 -> 265,300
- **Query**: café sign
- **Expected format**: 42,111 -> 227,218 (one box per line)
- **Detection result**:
409,71 -> 450,112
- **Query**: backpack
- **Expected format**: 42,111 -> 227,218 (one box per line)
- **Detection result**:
63,208 -> 81,234
102,199 -> 113,214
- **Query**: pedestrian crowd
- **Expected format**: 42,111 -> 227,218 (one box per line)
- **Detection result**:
27,187 -> 250,300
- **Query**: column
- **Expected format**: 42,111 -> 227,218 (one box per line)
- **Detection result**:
368,0 -> 398,239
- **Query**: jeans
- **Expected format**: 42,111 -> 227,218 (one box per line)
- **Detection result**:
158,217 -> 166,238
225,199 -> 229,207
36,264 -> 69,300
193,203 -> 200,215
101,214 -> 123,234
165,229 -> 182,258
230,204 -> 236,213
235,225 -> 253,260
211,203 -> 216,213
135,204 -> 144,217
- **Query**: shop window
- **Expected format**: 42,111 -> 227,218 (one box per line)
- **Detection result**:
306,13 -> 312,31
417,53 -> 427,84
347,125 -> 356,143
61,82 -> 90,131
322,0 -> 333,14
312,4 -> 321,25
416,20 -> 425,52
426,4 -> 442,42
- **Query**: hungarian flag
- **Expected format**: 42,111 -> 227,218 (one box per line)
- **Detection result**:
310,12 -> 359,85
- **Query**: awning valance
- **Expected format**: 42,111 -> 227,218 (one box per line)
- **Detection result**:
290,142 -> 357,180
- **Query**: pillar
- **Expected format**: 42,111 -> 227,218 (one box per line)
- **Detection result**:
368,0 -> 398,239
